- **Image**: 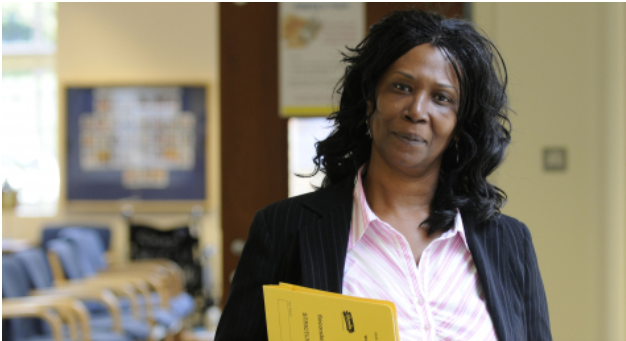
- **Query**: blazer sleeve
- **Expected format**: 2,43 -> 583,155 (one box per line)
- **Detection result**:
521,223 -> 552,340
215,209 -> 276,341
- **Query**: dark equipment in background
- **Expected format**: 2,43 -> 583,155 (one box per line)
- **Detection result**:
129,224 -> 203,296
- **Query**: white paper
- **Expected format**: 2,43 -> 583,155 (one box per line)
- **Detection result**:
279,3 -> 365,117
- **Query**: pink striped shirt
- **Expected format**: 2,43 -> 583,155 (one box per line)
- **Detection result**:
342,167 -> 497,341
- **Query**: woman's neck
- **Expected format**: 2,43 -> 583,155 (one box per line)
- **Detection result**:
362,157 -> 440,222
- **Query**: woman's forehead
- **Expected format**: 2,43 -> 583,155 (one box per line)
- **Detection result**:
383,44 -> 460,88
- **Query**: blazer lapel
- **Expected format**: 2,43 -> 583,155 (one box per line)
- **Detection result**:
298,179 -> 353,293
463,212 -> 510,341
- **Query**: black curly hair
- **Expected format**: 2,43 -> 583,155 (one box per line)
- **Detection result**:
310,9 -> 511,234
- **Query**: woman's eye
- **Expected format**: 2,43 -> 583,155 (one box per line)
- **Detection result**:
393,83 -> 410,92
435,94 -> 452,103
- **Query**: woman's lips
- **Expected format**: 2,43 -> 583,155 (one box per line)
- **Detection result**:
393,132 -> 426,145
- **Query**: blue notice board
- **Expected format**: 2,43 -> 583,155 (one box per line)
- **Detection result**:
66,86 -> 206,201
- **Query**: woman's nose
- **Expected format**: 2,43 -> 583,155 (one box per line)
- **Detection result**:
405,92 -> 429,123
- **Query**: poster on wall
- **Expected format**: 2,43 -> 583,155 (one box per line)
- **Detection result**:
279,3 -> 365,117
65,85 -> 207,201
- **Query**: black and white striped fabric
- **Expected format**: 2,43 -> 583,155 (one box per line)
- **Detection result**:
215,179 -> 552,340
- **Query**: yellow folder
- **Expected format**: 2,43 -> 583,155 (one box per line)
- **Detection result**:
263,283 -> 399,341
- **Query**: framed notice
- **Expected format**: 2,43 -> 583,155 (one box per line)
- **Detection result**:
279,3 -> 365,117
64,85 -> 207,206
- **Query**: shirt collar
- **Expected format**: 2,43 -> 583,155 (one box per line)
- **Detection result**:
348,165 -> 378,250
348,165 -> 469,251
442,208 -> 470,250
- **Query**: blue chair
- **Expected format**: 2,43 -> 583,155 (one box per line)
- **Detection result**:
42,225 -> 111,251
44,225 -> 195,322
12,248 -> 147,341
3,256 -> 48,341
3,255 -> 131,341
46,236 -> 181,335
59,229 -> 194,322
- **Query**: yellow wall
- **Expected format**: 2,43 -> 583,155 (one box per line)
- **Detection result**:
474,3 -> 626,340
1,2 -> 224,300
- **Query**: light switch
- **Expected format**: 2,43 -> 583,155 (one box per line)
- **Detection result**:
543,147 -> 567,171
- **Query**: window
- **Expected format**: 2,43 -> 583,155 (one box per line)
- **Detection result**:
287,117 -> 334,197
2,2 -> 58,216
2,2 -> 56,54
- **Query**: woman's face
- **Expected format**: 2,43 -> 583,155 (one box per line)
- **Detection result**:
369,43 -> 459,177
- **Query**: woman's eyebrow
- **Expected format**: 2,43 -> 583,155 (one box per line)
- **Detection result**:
393,71 -> 457,91
393,71 -> 415,79
437,83 -> 457,90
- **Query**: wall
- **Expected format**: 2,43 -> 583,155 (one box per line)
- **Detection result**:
1,2 -> 224,300
474,3 -> 626,341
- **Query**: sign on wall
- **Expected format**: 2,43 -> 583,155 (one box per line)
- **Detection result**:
279,3 -> 365,117
65,85 -> 207,201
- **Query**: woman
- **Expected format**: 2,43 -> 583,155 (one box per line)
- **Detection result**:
216,9 -> 551,341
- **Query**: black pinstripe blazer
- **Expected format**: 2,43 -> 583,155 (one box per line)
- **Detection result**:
215,179 -> 552,340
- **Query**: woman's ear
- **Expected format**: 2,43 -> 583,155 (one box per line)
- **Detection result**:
366,99 -> 375,117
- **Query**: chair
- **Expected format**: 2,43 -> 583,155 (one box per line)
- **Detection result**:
3,255 -> 56,341
2,299 -> 65,341
42,225 -> 111,252
43,225 -> 195,321
47,237 -> 182,337
11,248 -> 146,341
58,228 -> 194,322
2,254 -> 129,341
4,296 -> 93,341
